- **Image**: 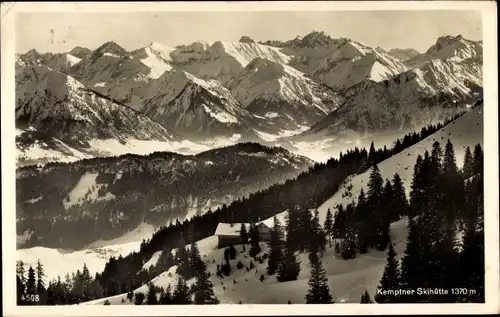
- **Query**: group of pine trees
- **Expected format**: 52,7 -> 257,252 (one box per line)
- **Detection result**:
17,260 -> 104,305
369,141 -> 484,303
263,209 -> 333,303
323,162 -> 409,262
135,243 -> 219,305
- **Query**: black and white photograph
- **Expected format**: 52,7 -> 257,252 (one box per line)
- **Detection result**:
2,1 -> 499,315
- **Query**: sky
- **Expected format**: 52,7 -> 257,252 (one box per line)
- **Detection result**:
15,10 -> 482,54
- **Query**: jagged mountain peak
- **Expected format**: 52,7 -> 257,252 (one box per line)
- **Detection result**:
23,49 -> 41,58
407,34 -> 483,66
300,30 -> 334,47
434,34 -> 466,48
388,48 -> 420,61
68,46 -> 92,59
239,36 -> 255,44
92,41 -> 129,58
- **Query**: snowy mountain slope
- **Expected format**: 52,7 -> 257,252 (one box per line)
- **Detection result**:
295,58 -> 482,141
15,63 -> 176,146
16,127 -> 92,167
17,242 -> 140,284
309,40 -> 409,89
170,40 -> 292,84
143,69 -> 265,140
82,217 -> 408,305
407,35 -> 482,68
317,104 -> 483,224
16,143 -> 313,250
130,42 -> 176,79
226,58 -> 342,130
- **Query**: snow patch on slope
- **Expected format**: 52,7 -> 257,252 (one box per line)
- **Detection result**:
17,242 -> 140,283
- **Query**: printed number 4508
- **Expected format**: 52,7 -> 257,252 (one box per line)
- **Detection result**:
22,294 -> 40,302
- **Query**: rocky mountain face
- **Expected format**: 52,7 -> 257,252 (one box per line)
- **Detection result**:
16,143 -> 313,249
407,34 -> 483,68
17,49 -> 82,73
227,58 -> 342,130
15,63 -> 176,166
388,48 -> 420,61
68,42 -> 156,110
144,69 -> 262,140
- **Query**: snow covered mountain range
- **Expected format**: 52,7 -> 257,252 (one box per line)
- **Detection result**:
15,31 -> 483,166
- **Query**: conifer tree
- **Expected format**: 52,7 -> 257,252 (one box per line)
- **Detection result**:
368,141 -> 376,165
175,247 -> 190,279
383,178 -> 397,223
300,208 -> 313,252
172,277 -> 191,304
146,282 -> 158,304
374,243 -> 400,303
399,218 -> 422,302
249,223 -> 261,257
367,165 -> 388,250
324,208 -> 334,247
310,209 -> 326,254
463,146 -> 474,179
355,188 -> 369,253
134,292 -> 145,305
473,143 -> 483,175
240,223 -> 248,244
159,284 -> 172,304
192,248 -> 219,304
360,290 -> 373,303
267,216 -> 284,275
409,155 -> 424,217
431,141 -> 443,175
277,213 -> 301,282
332,204 -> 347,239
459,173 -> 484,302
36,259 -> 46,294
26,266 -> 37,297
340,222 -> 357,259
443,139 -> 458,174
285,207 -> 301,252
188,242 -> 203,279
440,140 -> 463,230
16,261 -> 26,304
391,173 -> 408,219
305,252 -> 333,304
